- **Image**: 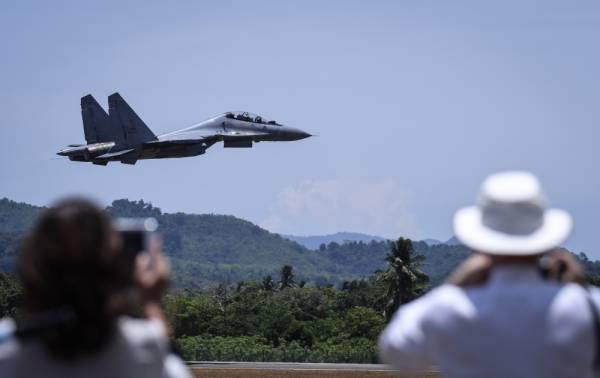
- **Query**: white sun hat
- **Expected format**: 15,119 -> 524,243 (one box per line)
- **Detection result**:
453,171 -> 573,255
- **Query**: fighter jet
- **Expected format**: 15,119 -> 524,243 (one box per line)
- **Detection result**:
57,93 -> 311,165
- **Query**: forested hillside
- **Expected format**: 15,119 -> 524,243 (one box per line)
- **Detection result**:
0,198 -> 597,288
0,199 -> 43,271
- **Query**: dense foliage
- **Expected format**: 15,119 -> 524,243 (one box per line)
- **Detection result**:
0,199 -> 42,271
165,265 -> 388,362
0,272 -> 21,318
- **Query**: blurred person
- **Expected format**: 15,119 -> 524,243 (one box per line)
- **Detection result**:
379,171 -> 599,378
0,199 -> 191,378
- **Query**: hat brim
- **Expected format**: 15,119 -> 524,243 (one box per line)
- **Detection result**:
453,207 -> 573,255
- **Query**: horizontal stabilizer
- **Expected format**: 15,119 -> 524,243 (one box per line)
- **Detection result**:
95,148 -> 136,160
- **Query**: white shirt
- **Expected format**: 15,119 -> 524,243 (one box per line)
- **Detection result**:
0,317 -> 192,378
379,264 -> 599,378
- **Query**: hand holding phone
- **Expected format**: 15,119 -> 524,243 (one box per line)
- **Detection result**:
134,234 -> 170,303
114,217 -> 158,261
539,249 -> 585,284
115,217 -> 171,333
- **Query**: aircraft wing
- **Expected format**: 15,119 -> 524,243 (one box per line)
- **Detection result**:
145,138 -> 213,146
153,130 -> 269,145
219,130 -> 269,139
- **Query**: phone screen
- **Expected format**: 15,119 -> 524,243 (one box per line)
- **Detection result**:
119,229 -> 146,263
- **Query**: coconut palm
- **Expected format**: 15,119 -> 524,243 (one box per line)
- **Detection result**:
379,238 -> 429,320
279,265 -> 296,290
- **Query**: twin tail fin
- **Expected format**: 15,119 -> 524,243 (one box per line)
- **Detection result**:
81,95 -> 112,144
108,92 -> 157,147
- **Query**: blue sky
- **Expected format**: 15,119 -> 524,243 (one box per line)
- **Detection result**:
1,1 -> 599,256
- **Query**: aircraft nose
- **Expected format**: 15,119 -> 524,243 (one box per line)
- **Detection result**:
287,127 -> 312,140
298,130 -> 312,139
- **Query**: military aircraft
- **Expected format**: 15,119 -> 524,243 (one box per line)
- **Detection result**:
57,93 -> 311,165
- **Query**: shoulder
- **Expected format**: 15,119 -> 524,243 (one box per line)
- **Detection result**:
380,285 -> 472,343
383,285 -> 473,326
118,317 -> 192,378
117,316 -> 173,367
378,286 -> 467,370
586,285 -> 600,303
118,317 -> 169,350
424,284 -> 470,304
411,285 -> 475,319
550,283 -> 595,313
586,286 -> 600,321
0,318 -> 17,361
119,317 -> 167,340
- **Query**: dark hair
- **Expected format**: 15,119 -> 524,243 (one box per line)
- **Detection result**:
18,199 -> 122,359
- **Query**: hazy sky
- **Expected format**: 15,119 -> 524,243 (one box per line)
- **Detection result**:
1,1 -> 599,256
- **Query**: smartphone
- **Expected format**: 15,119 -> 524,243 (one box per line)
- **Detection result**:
114,217 -> 159,264
113,218 -> 160,313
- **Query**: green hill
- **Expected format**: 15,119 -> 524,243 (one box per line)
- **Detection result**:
0,198 -> 43,270
1,198 -> 596,288
0,199 -> 360,287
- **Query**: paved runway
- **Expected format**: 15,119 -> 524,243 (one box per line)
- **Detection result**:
189,361 -> 398,370
188,362 -> 440,378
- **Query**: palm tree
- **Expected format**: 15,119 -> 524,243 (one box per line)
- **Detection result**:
379,238 -> 429,320
214,284 -> 232,331
279,265 -> 296,290
262,275 -> 276,292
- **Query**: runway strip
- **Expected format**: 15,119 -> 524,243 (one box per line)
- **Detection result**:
188,362 -> 440,378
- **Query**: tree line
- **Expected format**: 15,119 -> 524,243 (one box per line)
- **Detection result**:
0,238 -> 428,363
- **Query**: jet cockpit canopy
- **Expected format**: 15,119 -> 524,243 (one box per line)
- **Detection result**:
224,111 -> 282,126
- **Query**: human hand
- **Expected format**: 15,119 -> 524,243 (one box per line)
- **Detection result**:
447,254 -> 493,287
134,235 -> 170,303
540,249 -> 585,284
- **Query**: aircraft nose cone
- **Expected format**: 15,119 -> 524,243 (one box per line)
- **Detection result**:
297,131 -> 311,140
286,127 -> 311,140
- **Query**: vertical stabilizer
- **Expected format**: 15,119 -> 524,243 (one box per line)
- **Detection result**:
81,95 -> 108,144
81,94 -> 126,146
108,93 -> 157,147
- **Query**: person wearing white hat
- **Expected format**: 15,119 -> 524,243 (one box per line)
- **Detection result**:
379,171 -> 599,378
